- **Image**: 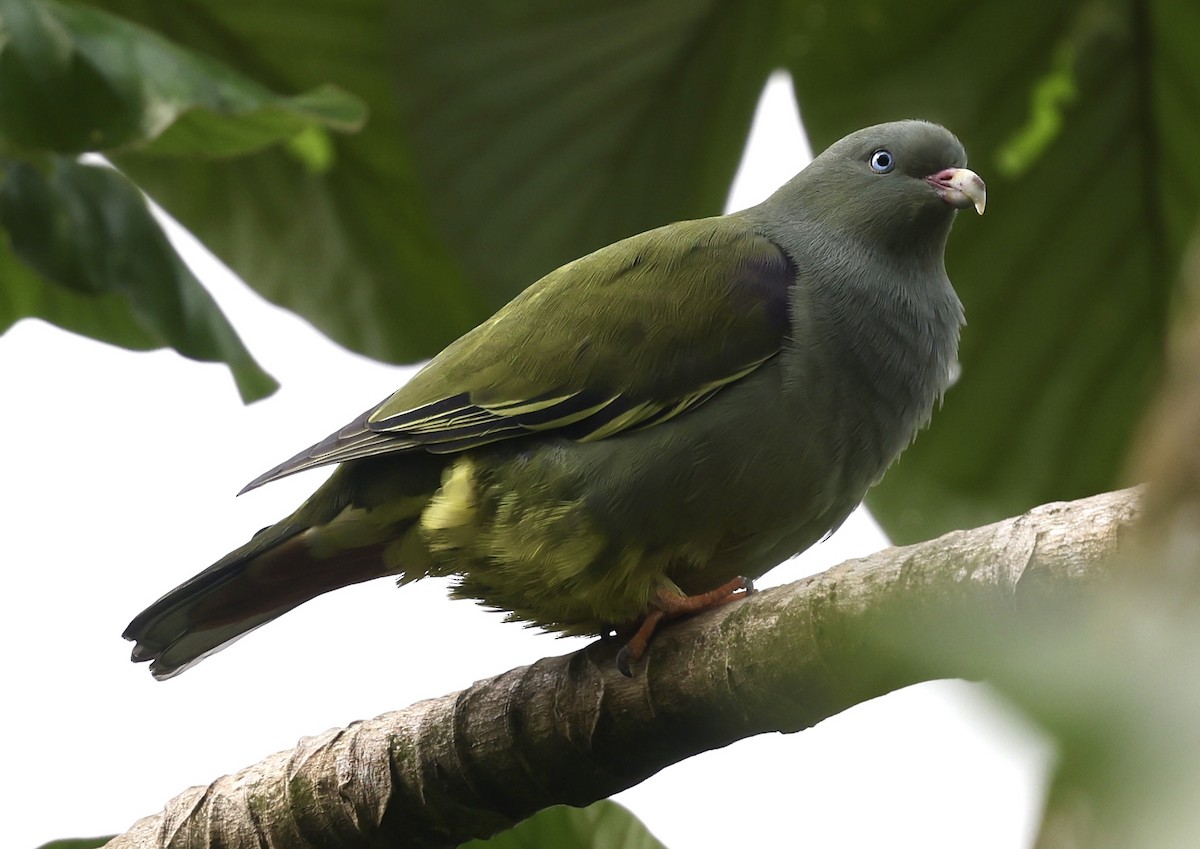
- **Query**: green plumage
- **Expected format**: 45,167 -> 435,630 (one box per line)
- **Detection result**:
125,120 -> 984,679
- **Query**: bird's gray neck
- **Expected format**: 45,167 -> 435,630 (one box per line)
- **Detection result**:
774,220 -> 964,485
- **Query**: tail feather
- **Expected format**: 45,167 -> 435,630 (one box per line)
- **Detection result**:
126,452 -> 447,679
123,521 -> 394,680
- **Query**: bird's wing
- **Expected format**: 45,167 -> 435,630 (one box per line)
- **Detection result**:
242,216 -> 794,492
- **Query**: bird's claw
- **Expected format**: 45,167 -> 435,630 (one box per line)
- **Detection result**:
616,645 -> 634,677
613,577 -> 756,676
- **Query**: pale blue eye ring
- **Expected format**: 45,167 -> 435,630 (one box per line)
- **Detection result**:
869,149 -> 895,173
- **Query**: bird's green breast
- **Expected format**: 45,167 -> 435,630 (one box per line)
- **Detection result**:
408,351 -> 865,633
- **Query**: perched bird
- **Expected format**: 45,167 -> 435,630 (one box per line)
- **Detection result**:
125,120 -> 985,679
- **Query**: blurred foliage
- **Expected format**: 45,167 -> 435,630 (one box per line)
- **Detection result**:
462,801 -> 668,849
991,588 -> 1200,849
0,155 -> 278,400
35,838 -> 113,849
0,0 -> 365,400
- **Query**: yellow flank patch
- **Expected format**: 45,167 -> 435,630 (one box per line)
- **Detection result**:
421,458 -> 478,548
484,495 -> 605,579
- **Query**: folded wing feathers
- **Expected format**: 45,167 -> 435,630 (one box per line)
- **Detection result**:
244,355 -> 774,491
372,355 -> 773,446
239,424 -> 412,493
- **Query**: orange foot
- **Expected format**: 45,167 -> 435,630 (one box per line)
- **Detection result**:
616,576 -> 756,677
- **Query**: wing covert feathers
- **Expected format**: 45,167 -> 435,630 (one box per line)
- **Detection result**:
243,217 -> 795,493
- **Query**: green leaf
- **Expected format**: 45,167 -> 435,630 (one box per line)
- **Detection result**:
89,0 -> 785,361
90,0 -> 485,361
460,802 -> 668,849
35,838 -> 114,849
0,0 -> 365,155
786,0 -> 1200,540
388,1 -> 787,313
0,157 -> 277,402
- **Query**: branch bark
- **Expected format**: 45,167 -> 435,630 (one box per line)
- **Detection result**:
106,487 -> 1143,849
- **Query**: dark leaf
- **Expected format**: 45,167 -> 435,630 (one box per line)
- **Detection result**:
0,0 -> 365,155
460,801 -> 668,849
92,0 -> 784,360
0,157 -> 277,401
35,838 -> 114,849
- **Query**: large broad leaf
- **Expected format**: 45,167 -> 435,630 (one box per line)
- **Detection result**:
788,0 -> 1200,539
0,0 -> 366,400
89,0 -> 784,360
461,801 -> 668,849
0,0 -> 364,156
387,1 -> 786,309
0,157 -> 277,401
87,0 -> 487,360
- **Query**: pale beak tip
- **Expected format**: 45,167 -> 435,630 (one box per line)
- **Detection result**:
929,167 -> 986,216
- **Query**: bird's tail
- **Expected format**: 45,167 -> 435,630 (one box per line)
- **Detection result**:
123,515 -> 403,679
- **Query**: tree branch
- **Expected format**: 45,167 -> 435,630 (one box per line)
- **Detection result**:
106,487 -> 1143,849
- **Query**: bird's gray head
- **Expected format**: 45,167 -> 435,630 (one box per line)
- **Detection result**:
768,120 -> 985,260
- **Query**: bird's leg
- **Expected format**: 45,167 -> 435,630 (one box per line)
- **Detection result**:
614,609 -> 666,676
616,576 -> 756,677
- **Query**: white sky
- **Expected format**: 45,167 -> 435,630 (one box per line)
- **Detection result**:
2,73 -> 1050,849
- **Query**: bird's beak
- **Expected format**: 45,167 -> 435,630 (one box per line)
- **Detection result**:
927,167 -> 986,215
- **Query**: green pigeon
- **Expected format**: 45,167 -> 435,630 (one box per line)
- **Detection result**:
125,120 -> 985,679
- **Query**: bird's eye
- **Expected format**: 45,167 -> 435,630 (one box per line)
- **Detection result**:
869,150 -> 895,173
